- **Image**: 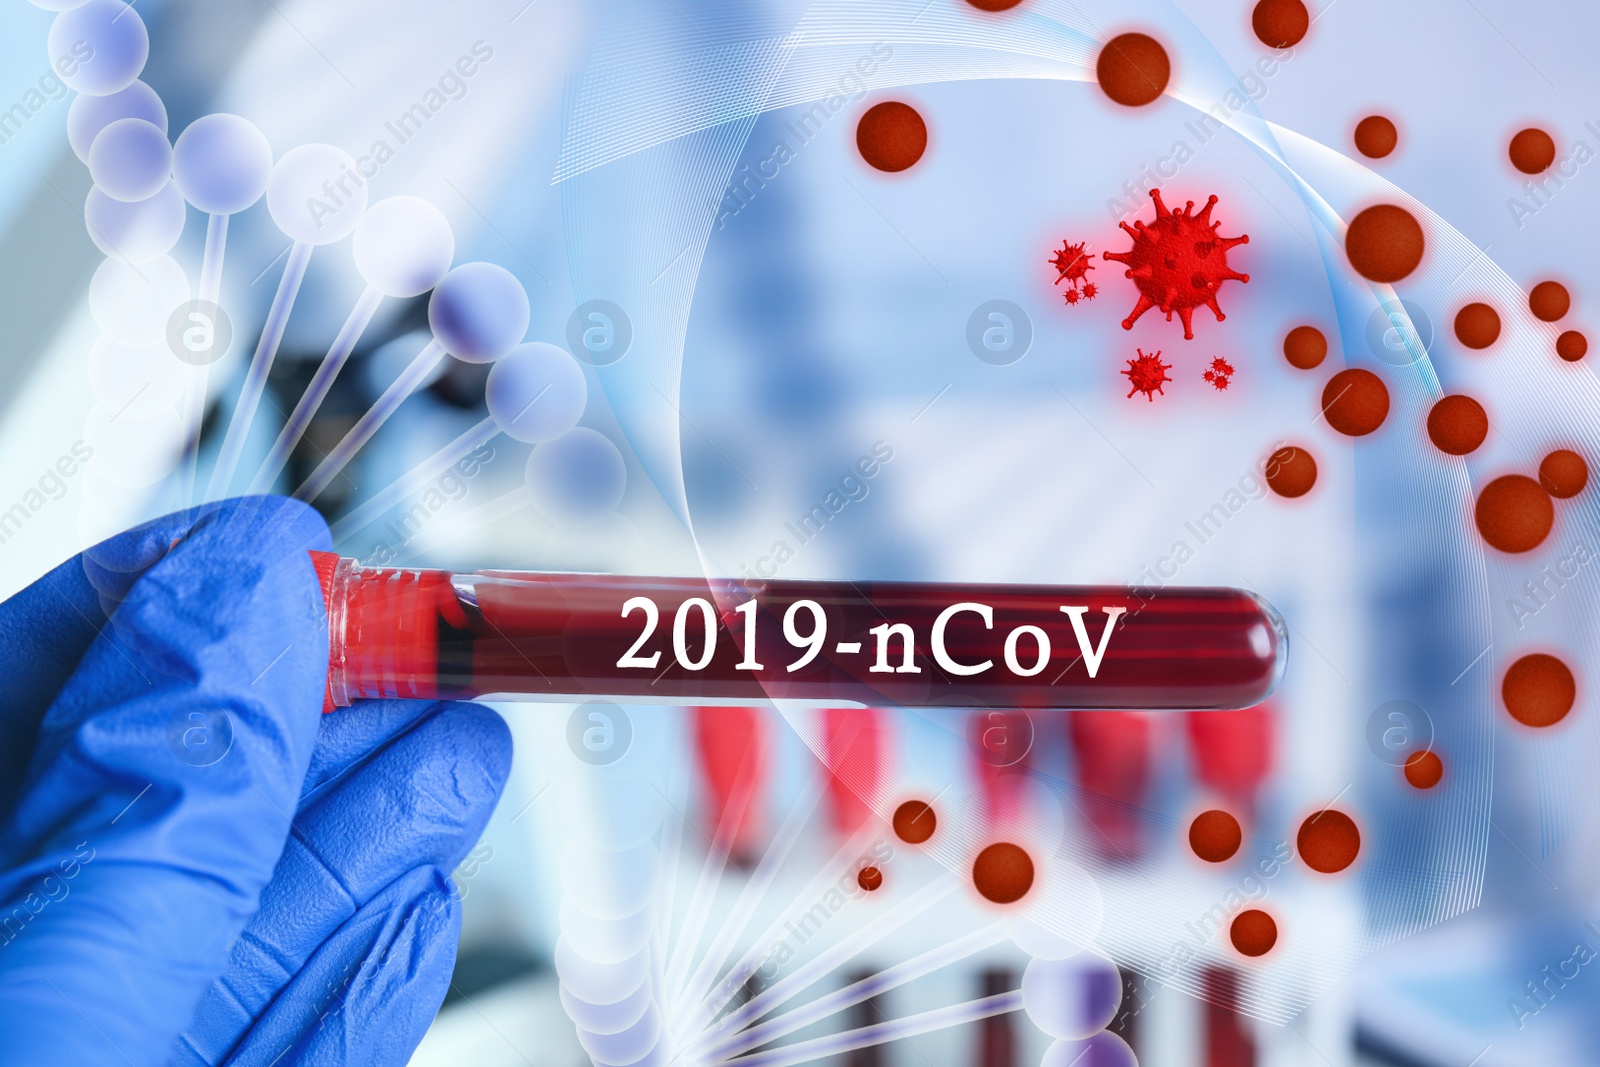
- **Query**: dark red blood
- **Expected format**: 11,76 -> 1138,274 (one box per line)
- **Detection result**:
325,566 -> 1284,711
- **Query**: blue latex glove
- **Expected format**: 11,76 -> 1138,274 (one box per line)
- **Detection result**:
0,497 -> 512,1067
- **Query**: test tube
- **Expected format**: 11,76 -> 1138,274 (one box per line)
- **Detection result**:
312,554 -> 1288,712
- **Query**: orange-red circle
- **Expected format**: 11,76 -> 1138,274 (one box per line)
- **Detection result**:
1474,475 -> 1554,553
1321,369 -> 1390,436
1503,654 -> 1576,728
1297,810 -> 1360,873
1540,450 -> 1588,498
1251,0 -> 1309,48
856,102 -> 927,173
965,0 -> 1025,8
1557,330 -> 1588,362
1345,205 -> 1425,283
893,800 -> 937,843
1454,302 -> 1502,349
857,866 -> 883,892
1266,446 -> 1317,498
1095,33 -> 1170,107
1509,128 -> 1556,174
1354,115 -> 1398,159
1283,325 -> 1327,370
1530,281 -> 1571,322
972,842 -> 1034,904
1404,750 -> 1444,789
1189,810 -> 1242,863
1230,909 -> 1278,956
1427,395 -> 1488,455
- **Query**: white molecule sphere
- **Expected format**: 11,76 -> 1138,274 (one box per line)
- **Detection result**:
570,771 -> 666,850
1022,955 -> 1123,1041
1039,1032 -> 1137,1067
172,113 -> 272,216
581,701 -> 670,782
87,336 -> 185,418
352,196 -> 454,298
486,342 -> 587,444
266,143 -> 367,245
85,180 -> 185,263
559,840 -> 657,921
428,262 -> 529,363
49,0 -> 148,96
1008,916 -> 1084,962
603,1044 -> 667,1067
88,254 -> 187,346
577,1004 -> 661,1067
559,979 -> 652,1037
88,118 -> 171,202
84,403 -> 184,488
526,428 -> 626,527
77,510 -> 121,556
559,898 -> 653,966
68,80 -> 165,163
81,469 -> 174,535
553,937 -> 650,1006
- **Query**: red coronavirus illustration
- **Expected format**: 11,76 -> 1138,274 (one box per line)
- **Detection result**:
1062,281 -> 1100,305
1104,189 -> 1250,339
1050,240 -> 1097,305
1204,356 -> 1236,390
1123,348 -> 1171,400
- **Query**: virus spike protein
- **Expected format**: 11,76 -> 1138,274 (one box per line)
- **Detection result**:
1104,189 -> 1250,340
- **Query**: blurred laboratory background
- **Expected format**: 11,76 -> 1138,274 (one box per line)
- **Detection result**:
3,0 -> 1600,1065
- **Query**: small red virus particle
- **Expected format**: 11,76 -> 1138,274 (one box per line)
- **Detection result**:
1103,189 -> 1250,339
1050,240 -> 1096,306
1123,348 -> 1171,400
1202,356 -> 1236,391
1051,240 -> 1093,284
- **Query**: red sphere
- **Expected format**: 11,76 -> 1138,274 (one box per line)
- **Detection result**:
856,102 -> 927,172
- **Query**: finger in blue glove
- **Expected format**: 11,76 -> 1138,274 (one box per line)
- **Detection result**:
219,865 -> 462,1067
176,699 -> 512,1065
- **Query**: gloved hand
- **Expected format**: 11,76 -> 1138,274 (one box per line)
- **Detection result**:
0,496 -> 513,1067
